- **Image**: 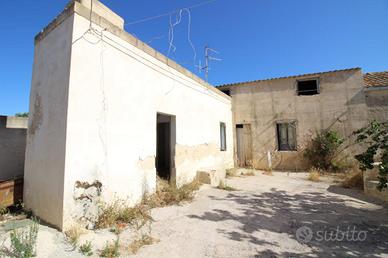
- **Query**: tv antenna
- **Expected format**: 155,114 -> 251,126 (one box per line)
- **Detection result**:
198,45 -> 222,82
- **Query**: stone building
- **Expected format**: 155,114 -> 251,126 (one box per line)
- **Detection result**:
364,71 -> 388,123
24,0 -> 233,230
218,68 -> 370,171
0,116 -> 28,181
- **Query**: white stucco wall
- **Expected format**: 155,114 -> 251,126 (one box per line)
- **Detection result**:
26,1 -> 233,230
24,15 -> 74,229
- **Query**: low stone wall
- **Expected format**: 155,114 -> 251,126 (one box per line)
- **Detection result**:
0,116 -> 28,181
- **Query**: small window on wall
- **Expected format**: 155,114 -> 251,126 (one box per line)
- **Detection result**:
220,122 -> 227,151
276,122 -> 297,151
297,79 -> 319,95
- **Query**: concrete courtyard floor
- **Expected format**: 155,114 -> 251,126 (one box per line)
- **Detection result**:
136,172 -> 388,258
2,172 -> 388,257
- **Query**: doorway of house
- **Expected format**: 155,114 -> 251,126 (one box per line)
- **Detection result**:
156,113 -> 176,181
236,124 -> 253,167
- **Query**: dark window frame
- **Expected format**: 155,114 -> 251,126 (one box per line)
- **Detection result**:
220,122 -> 227,151
276,121 -> 297,151
296,78 -> 319,96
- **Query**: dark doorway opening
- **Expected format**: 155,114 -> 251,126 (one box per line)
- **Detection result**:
156,113 -> 176,182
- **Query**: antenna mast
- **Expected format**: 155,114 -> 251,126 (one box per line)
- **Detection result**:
201,45 -> 221,82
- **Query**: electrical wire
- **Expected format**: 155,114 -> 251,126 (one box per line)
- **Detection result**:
124,0 -> 217,26
167,9 -> 197,66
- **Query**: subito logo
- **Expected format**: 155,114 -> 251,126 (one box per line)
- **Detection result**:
296,226 -> 313,243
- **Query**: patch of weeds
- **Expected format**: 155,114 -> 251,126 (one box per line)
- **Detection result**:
109,223 -> 126,235
79,241 -> 93,256
216,181 -> 237,191
99,239 -> 120,257
96,178 -> 202,231
0,206 -> 9,220
226,168 -> 237,178
243,170 -> 255,176
146,178 -> 202,208
96,200 -> 152,230
342,171 -> 364,189
307,168 -> 321,182
128,234 -> 158,254
2,219 -> 39,258
65,225 -> 84,247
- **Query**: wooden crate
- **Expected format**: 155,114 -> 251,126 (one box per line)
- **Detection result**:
0,178 -> 23,207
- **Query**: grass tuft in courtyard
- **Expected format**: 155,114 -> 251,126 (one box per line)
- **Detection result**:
307,168 -> 321,182
216,181 -> 237,191
128,234 -> 159,254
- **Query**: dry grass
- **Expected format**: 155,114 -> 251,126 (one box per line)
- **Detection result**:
128,235 -> 159,254
99,239 -> 120,257
216,181 -> 237,191
96,178 -> 201,230
65,225 -> 85,246
226,168 -> 237,178
96,200 -> 152,230
262,170 -> 273,176
307,168 -> 321,182
244,170 -> 255,176
145,177 -> 202,208
342,170 -> 364,189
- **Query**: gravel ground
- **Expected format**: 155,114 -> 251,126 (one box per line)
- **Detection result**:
1,171 -> 388,257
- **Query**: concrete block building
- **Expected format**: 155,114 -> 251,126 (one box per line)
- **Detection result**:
218,68 -> 370,171
24,0 -> 233,230
0,116 -> 28,181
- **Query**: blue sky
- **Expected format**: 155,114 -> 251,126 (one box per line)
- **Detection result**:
0,0 -> 387,115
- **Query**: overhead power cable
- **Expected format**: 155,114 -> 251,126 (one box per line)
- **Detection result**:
124,0 -> 217,26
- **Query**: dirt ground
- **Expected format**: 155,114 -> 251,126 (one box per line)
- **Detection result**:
1,172 -> 388,257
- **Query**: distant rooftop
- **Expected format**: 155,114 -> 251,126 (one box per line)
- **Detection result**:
217,68 -> 361,88
364,71 -> 388,88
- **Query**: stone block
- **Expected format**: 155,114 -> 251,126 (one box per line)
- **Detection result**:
196,169 -> 226,187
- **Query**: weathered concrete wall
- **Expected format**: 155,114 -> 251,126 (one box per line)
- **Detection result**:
26,0 -> 233,230
223,69 -> 368,171
365,87 -> 388,123
24,13 -> 74,229
0,116 -> 27,181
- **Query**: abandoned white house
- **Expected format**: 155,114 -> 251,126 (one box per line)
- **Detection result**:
24,0 -> 233,230
218,68 -> 387,171
0,0 -> 385,231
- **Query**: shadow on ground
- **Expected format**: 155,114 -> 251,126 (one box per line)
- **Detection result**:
188,186 -> 388,257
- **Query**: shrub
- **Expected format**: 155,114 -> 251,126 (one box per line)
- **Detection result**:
307,168 -> 321,182
79,241 -> 93,256
342,171 -> 364,189
304,130 -> 344,170
354,121 -> 388,190
8,221 -> 39,258
99,239 -> 120,257
15,112 -> 28,118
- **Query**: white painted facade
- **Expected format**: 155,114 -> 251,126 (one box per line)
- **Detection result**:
24,0 -> 233,230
